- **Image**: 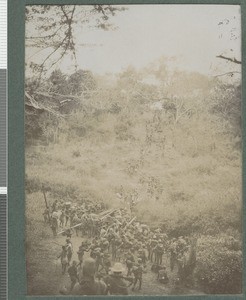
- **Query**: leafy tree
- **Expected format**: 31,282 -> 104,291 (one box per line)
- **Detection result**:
49,69 -> 68,94
26,5 -> 126,82
209,82 -> 241,137
67,69 -> 97,95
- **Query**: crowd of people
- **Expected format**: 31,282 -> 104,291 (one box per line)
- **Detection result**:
43,198 -> 197,295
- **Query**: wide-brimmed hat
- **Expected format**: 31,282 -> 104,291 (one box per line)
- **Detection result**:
111,262 -> 125,273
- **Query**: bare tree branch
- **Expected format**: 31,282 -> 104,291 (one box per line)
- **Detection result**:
25,91 -> 65,118
214,71 -> 241,78
26,24 -> 65,40
216,55 -> 241,65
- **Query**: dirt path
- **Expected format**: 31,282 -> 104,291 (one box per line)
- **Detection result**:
27,222 -> 204,296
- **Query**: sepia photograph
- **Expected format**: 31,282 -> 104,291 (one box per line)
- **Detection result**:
25,4 -> 242,296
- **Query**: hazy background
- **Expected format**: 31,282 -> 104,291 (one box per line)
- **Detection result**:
26,5 -> 241,76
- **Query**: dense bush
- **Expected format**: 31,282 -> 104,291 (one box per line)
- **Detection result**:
195,234 -> 242,294
25,173 -> 43,193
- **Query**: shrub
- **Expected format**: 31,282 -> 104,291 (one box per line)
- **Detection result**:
72,149 -> 81,157
195,234 -> 242,294
25,174 -> 42,193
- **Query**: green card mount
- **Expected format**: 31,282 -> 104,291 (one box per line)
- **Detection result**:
0,0 -> 7,300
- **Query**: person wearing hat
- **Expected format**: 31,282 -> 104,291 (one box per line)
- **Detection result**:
110,236 -> 118,261
63,228 -> 73,239
169,238 -> 178,272
100,226 -> 107,238
138,245 -> 147,265
50,213 -> 59,237
68,260 -> 79,291
51,199 -> 58,213
100,237 -> 109,252
72,213 -> 81,237
66,239 -> 73,265
104,262 -> 129,295
155,240 -> 164,265
77,241 -> 89,267
71,258 -> 107,295
125,249 -> 135,276
150,236 -> 158,263
42,207 -> 50,224
59,210 -> 65,228
57,245 -> 68,275
177,236 -> 188,256
131,258 -> 143,291
94,248 -> 104,272
90,246 -> 101,260
147,239 -> 152,261
64,207 -> 71,227
102,252 -> 111,274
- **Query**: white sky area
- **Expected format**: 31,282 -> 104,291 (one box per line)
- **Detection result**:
26,5 -> 241,76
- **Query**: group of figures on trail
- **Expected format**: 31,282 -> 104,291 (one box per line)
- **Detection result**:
43,198 -> 197,295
